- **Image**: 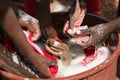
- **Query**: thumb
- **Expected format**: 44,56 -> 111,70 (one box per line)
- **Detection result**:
81,36 -> 93,48
80,29 -> 91,35
63,21 -> 69,34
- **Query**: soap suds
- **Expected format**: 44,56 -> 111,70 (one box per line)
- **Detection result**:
56,46 -> 111,77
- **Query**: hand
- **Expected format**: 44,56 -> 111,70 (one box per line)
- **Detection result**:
44,38 -> 63,56
3,8 -> 55,78
77,24 -> 110,47
18,17 -> 41,41
44,44 -> 61,56
30,53 -> 57,78
63,21 -> 69,35
63,9 -> 86,36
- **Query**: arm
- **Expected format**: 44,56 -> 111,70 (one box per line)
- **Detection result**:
8,1 -> 41,41
35,0 -> 58,38
78,17 -> 120,47
0,0 -> 41,42
2,6 -> 56,78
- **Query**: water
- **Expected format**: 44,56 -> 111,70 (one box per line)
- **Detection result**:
56,46 -> 111,77
11,30 -> 113,78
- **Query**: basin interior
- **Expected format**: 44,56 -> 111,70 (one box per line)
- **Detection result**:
0,12 -> 119,79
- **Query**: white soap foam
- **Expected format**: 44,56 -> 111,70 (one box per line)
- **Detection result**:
56,46 -> 111,77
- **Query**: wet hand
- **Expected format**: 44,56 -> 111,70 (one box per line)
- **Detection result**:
18,17 -> 41,41
44,38 -> 63,56
63,9 -> 86,36
31,53 -> 57,78
77,24 -> 109,48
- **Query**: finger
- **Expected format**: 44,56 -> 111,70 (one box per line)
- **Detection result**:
75,39 -> 83,45
75,9 -> 86,26
32,21 -> 41,41
44,44 -> 59,55
63,21 -> 69,34
32,32 -> 41,41
0,70 -> 24,80
80,36 -> 93,48
84,39 -> 97,48
80,29 -> 91,35
26,20 -> 35,32
18,17 -> 24,27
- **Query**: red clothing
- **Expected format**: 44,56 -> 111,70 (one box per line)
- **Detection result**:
24,0 -> 37,17
24,0 -> 100,16
23,30 -> 58,76
86,0 -> 100,15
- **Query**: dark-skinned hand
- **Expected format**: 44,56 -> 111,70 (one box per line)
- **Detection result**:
18,17 -> 41,41
29,53 -> 57,78
76,24 -> 111,48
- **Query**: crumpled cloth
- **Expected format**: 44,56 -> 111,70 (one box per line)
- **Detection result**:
65,24 -> 96,65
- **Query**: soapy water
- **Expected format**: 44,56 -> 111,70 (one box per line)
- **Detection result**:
11,30 -> 113,78
11,43 -> 112,78
11,40 -> 112,78
56,46 -> 111,77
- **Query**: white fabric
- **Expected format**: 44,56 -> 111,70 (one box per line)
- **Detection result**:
23,30 -> 44,55
18,9 -> 38,22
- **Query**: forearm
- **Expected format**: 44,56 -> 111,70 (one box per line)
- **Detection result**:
35,0 -> 58,38
2,7 -> 35,58
104,17 -> 120,33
